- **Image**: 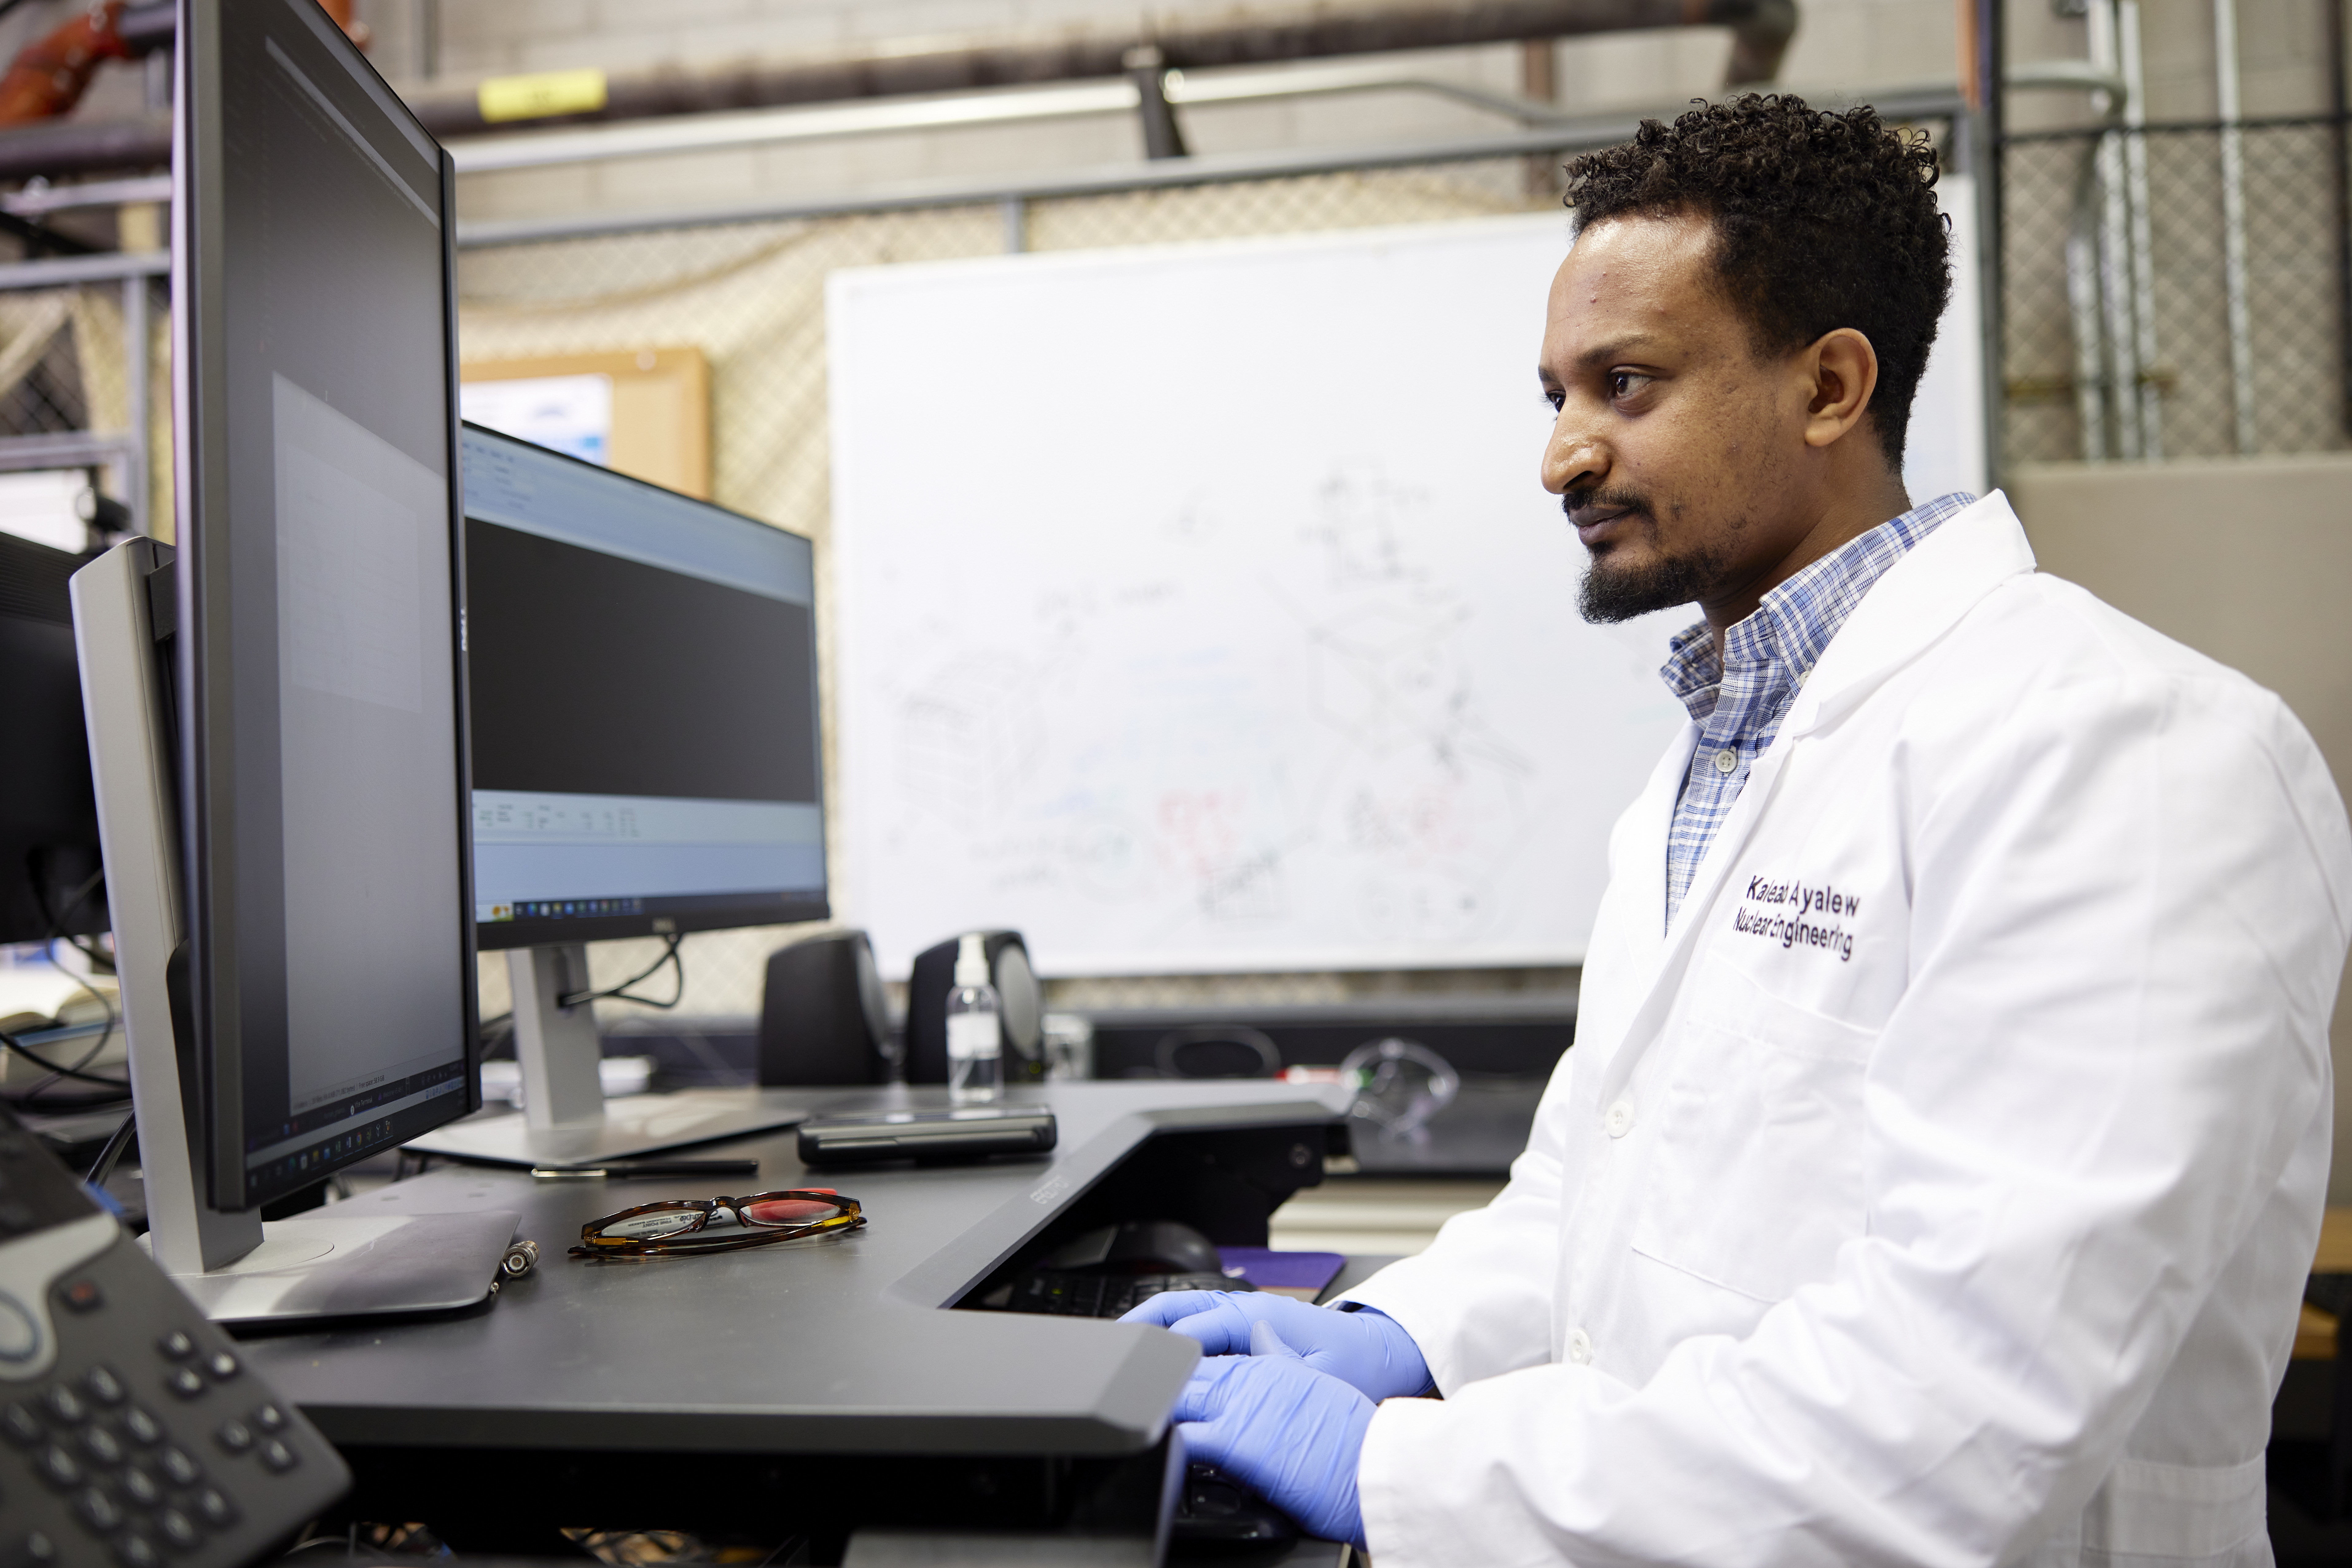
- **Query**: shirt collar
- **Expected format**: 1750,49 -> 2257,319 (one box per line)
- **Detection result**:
1655,492 -> 1976,723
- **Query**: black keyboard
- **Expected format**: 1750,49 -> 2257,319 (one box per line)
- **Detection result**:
0,1112 -> 349,1568
1000,1270 -> 1250,1318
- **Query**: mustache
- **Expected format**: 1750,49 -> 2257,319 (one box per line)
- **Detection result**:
1562,485 -> 1650,521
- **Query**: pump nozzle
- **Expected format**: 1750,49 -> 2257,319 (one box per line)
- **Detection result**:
954,931 -> 990,987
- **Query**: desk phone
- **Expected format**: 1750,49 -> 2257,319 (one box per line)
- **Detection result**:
0,1111 -> 348,1568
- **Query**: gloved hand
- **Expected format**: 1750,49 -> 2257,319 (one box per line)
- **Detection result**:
1124,1289 -> 1433,1402
1176,1326 -> 1376,1547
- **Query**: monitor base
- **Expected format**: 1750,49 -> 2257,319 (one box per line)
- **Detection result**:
402,1087 -> 811,1169
143,1210 -> 520,1325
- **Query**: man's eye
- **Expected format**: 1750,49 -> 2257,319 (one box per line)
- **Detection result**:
1542,388 -> 1565,413
1609,371 -> 1650,400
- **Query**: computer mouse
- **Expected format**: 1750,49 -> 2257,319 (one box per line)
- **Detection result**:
1039,1218 -> 1225,1276
1173,1462 -> 1299,1548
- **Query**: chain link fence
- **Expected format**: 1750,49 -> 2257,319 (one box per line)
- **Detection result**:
2002,115 -> 2352,464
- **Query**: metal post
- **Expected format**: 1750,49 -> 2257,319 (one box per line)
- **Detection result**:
1000,195 -> 1027,254
1973,0 -> 2007,490
2214,0 -> 2257,453
2088,0 -> 2141,457
2065,158 -> 2112,460
1125,46 -> 1190,160
1522,38 -> 1559,197
121,272 -> 147,535
2330,0 -> 2350,436
415,0 -> 438,82
2119,0 -> 2162,457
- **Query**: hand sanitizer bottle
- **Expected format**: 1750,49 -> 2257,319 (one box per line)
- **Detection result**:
946,932 -> 1002,1105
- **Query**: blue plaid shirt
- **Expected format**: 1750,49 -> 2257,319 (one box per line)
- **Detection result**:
1661,492 -> 1977,926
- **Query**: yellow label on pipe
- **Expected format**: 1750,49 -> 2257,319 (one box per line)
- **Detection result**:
477,68 -> 608,124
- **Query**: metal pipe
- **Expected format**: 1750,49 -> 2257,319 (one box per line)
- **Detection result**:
438,64 -> 1595,178
2331,0 -> 2349,436
413,0 -> 437,84
2214,0 -> 2257,453
2119,0 -> 2161,457
0,430 -> 139,470
441,89 -> 1966,252
1126,47 -> 1189,160
2087,0 -> 2140,457
2004,59 -> 2128,97
2,172 -> 169,216
0,85 -> 1965,275
0,117 -> 166,182
121,270 -> 146,536
0,52 -> 1759,187
444,80 -> 1141,175
1972,0 -> 2006,491
0,248 -> 167,286
0,0 -> 1800,183
2065,151 -> 2112,460
396,0 -> 1799,141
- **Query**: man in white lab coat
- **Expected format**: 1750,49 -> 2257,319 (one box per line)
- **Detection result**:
1129,94 -> 2352,1565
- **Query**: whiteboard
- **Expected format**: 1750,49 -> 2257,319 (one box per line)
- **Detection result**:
829,202 -> 1984,978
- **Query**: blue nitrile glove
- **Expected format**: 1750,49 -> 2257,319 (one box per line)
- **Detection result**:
1123,1289 -> 1433,1402
1176,1326 -> 1375,1548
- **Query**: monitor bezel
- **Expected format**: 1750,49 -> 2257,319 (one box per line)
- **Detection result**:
177,0 -> 481,1210
457,421 -> 830,954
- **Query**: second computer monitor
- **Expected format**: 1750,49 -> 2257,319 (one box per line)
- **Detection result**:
460,424 -> 826,950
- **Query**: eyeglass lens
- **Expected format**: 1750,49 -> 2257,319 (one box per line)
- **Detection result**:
591,1195 -> 850,1243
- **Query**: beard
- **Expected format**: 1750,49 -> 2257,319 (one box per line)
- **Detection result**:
1570,490 -> 1719,624
1578,547 -> 1717,623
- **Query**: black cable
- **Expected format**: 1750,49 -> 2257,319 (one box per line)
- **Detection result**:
86,1110 -> 136,1187
556,933 -> 685,1012
0,1026 -> 130,1088
12,868 -> 124,1106
32,866 -> 115,976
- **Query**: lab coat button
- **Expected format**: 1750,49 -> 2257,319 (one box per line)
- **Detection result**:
1566,1328 -> 1593,1364
1604,1099 -> 1634,1138
1713,747 -> 1738,774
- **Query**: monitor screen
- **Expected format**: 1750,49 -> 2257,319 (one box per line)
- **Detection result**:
0,531 -> 106,945
178,0 -> 474,1207
460,425 -> 826,952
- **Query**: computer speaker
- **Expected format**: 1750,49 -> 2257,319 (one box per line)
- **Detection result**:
758,929 -> 892,1086
904,929 -> 1043,1085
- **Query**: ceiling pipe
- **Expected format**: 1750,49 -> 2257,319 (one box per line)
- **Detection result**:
0,0 -> 1798,182
396,0 -> 1799,141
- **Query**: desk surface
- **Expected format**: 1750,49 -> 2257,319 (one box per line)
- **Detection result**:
244,1080 -> 1349,1461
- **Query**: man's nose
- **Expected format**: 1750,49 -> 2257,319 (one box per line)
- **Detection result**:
1542,411 -> 1606,497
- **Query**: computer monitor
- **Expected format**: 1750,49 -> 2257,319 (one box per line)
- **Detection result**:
67,0 -> 514,1319
0,531 -> 106,945
460,423 -> 826,950
396,426 -> 825,1168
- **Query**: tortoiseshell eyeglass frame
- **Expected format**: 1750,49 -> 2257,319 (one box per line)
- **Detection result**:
569,1189 -> 864,1258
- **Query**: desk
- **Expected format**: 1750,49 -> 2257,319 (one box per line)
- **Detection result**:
244,1080 -> 1350,1557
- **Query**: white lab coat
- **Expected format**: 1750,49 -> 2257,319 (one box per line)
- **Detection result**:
1342,493 -> 2352,1567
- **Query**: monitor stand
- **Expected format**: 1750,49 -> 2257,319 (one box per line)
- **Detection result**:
72,539 -> 520,1325
398,944 -> 809,1169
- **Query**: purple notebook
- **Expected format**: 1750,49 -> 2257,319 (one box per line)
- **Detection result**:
1217,1247 -> 1348,1300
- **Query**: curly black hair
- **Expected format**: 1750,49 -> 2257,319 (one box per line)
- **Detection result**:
1564,95 -> 1949,469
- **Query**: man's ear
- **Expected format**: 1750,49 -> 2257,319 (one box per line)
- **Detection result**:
1800,328 -> 1880,450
